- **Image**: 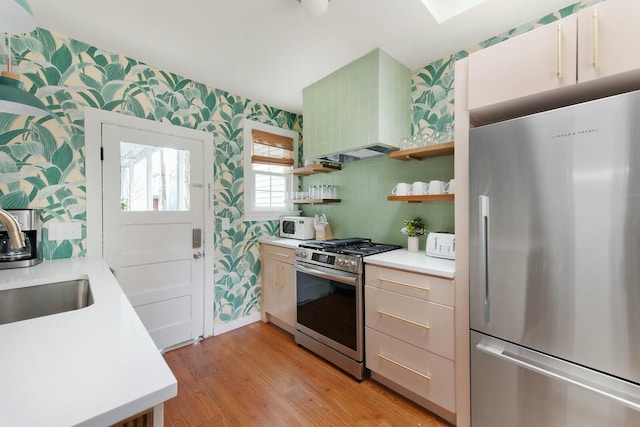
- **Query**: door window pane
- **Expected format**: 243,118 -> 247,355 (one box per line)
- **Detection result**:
120,142 -> 190,211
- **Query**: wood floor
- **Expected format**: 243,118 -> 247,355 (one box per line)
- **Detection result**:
163,322 -> 451,426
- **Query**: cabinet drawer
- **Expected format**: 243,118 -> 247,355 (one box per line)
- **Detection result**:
260,244 -> 295,264
366,327 -> 455,412
365,264 -> 453,306
365,286 -> 454,360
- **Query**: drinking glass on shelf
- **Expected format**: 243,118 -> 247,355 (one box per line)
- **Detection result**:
309,185 -> 317,200
443,123 -> 453,142
428,130 -> 440,144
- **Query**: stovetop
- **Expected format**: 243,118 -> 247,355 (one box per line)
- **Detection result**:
299,238 -> 401,257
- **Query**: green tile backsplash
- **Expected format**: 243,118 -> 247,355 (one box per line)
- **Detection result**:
301,155 -> 454,247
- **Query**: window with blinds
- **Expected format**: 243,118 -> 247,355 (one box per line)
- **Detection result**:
244,120 -> 299,221
252,129 -> 293,209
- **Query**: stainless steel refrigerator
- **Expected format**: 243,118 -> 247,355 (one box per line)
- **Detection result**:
469,90 -> 640,426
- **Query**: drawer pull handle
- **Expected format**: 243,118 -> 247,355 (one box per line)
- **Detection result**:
378,277 -> 429,291
377,310 -> 430,330
377,354 -> 431,380
272,251 -> 291,258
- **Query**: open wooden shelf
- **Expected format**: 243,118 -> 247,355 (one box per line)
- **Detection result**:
288,199 -> 341,205
387,141 -> 455,161
292,165 -> 341,176
387,194 -> 454,203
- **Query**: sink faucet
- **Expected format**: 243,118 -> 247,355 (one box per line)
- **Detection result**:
0,208 -> 25,248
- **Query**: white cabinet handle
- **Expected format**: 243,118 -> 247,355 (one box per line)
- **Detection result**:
593,9 -> 600,69
378,277 -> 429,291
557,23 -> 563,79
377,354 -> 431,380
377,310 -> 430,330
272,251 -> 291,258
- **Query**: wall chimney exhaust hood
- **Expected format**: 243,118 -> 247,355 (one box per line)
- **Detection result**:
302,49 -> 411,163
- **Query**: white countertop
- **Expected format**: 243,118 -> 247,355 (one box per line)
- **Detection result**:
258,238 -> 455,278
0,257 -> 177,427
258,236 -> 304,249
365,249 -> 456,278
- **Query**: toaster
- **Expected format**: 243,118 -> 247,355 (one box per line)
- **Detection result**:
426,232 -> 455,259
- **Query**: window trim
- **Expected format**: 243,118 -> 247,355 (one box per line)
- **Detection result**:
243,119 -> 300,221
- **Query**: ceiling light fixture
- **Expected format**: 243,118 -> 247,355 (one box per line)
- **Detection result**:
298,0 -> 330,18
0,0 -> 49,116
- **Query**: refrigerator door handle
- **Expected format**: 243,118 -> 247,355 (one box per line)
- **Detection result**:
479,195 -> 490,324
476,337 -> 640,413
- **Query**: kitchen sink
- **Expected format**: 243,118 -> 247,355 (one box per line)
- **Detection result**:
0,279 -> 94,325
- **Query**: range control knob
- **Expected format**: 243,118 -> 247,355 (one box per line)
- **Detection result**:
336,258 -> 344,266
296,250 -> 307,258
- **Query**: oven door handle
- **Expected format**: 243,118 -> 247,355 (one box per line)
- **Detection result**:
296,264 -> 358,286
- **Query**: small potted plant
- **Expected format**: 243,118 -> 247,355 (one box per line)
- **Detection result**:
401,217 -> 426,252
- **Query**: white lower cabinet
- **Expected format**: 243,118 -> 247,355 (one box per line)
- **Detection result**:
260,243 -> 296,333
365,286 -> 454,360
364,264 -> 455,419
365,327 -> 456,412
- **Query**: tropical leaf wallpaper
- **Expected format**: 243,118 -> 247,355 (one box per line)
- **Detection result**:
0,29 -> 300,327
0,0 -> 602,328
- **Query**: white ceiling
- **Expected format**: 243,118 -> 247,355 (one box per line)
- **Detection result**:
27,0 -> 577,114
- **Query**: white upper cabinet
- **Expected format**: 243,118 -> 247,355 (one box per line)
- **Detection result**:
468,15 -> 577,111
577,0 -> 640,83
468,0 -> 640,115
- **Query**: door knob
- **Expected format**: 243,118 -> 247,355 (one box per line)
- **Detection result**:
193,251 -> 203,259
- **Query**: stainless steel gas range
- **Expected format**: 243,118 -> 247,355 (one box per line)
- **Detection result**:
294,238 -> 401,380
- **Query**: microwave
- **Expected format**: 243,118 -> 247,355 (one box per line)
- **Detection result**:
280,216 -> 315,240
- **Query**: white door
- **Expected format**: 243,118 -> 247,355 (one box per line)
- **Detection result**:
101,123 -> 205,350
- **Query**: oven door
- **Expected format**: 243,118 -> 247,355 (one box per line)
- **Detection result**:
295,262 -> 362,362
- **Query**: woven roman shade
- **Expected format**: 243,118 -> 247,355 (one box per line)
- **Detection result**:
251,129 -> 294,166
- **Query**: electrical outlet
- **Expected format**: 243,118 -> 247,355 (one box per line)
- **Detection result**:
221,218 -> 230,230
48,222 -> 82,241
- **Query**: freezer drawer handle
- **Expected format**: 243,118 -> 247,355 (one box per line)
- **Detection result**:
378,277 -> 429,291
377,310 -> 430,330
378,354 -> 431,380
476,339 -> 640,413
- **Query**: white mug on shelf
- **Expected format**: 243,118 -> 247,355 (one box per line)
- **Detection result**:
427,180 -> 445,195
410,181 -> 428,195
445,179 -> 455,194
392,182 -> 411,196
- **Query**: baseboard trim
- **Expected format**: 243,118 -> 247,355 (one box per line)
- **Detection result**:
213,313 -> 261,336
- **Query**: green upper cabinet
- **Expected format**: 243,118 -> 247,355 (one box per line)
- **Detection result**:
302,49 -> 411,160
